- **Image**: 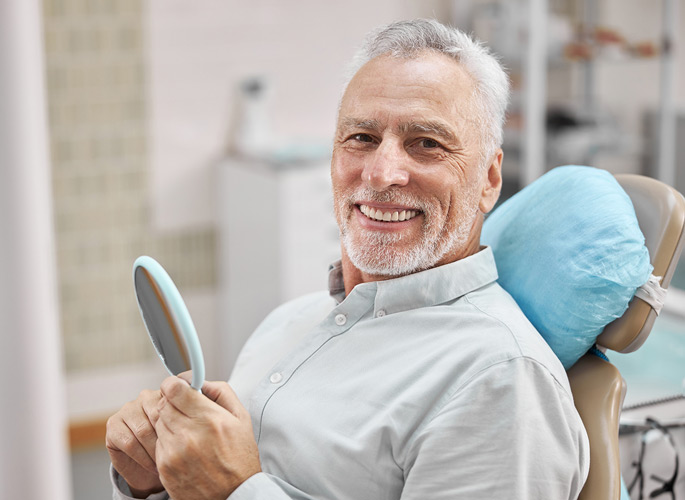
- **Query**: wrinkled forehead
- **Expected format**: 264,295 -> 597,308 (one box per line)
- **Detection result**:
343,51 -> 477,99
337,52 -> 482,137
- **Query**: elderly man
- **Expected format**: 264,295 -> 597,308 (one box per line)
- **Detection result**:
107,19 -> 589,499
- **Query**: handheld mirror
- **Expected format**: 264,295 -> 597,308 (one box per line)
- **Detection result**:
133,256 -> 205,391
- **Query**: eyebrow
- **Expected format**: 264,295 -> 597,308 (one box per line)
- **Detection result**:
398,121 -> 460,145
339,117 -> 384,133
339,117 -> 460,146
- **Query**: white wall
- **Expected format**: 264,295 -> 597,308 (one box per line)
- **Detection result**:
144,0 -> 450,231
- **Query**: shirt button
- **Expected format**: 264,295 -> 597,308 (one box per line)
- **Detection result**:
269,372 -> 283,384
376,309 -> 386,318
334,313 -> 347,326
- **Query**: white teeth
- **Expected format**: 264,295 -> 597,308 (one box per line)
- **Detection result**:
359,205 -> 419,223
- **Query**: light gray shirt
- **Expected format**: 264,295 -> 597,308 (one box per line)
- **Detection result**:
112,247 -> 589,499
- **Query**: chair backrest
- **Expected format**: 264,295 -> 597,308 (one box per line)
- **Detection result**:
568,174 -> 685,500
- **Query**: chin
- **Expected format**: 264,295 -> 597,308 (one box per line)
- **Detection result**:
343,237 -> 440,277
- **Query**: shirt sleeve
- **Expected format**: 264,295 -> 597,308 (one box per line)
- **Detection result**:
400,357 -> 590,500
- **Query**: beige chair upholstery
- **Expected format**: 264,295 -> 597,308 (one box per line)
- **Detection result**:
568,174 -> 685,500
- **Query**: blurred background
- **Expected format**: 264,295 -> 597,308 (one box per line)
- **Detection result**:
1,0 -> 685,498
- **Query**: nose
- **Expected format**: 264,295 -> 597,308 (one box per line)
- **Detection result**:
361,140 -> 410,191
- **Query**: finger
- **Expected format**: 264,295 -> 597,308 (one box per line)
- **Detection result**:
156,394 -> 187,431
131,390 -> 162,460
153,420 -> 172,484
160,376 -> 205,418
141,389 -> 162,421
154,408 -> 175,442
123,416 -> 158,466
106,414 -> 158,475
139,390 -> 162,461
108,447 -> 157,481
201,381 -> 249,420
148,397 -> 162,427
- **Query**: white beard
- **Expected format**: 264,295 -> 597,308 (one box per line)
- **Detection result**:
335,186 -> 479,277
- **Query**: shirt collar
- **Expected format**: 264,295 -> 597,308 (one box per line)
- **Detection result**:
328,246 -> 498,315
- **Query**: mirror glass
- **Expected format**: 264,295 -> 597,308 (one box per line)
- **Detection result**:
133,256 -> 205,391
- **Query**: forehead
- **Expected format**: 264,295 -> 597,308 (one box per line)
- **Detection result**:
338,51 -> 479,132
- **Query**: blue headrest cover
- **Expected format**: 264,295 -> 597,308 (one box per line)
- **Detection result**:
482,166 -> 653,369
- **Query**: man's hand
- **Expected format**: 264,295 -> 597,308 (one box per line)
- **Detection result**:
152,376 -> 262,500
106,389 -> 164,498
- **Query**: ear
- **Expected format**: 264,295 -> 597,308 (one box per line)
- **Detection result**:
478,149 -> 503,214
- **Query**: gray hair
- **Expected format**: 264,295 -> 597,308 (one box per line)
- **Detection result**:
343,19 -> 510,166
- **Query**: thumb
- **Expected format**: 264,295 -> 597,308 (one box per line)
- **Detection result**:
176,370 -> 193,385
202,381 -> 248,419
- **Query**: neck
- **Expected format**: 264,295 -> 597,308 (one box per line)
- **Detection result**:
339,253 -> 389,296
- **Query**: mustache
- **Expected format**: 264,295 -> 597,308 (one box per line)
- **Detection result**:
348,187 -> 430,212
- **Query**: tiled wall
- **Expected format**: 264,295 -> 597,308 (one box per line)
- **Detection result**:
43,0 -> 216,372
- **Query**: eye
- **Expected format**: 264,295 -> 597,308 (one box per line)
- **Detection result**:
419,138 -> 441,149
352,133 -> 375,143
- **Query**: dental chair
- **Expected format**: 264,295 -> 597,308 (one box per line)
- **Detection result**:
567,174 -> 685,500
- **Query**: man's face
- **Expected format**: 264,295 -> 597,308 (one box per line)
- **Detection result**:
332,51 -> 500,277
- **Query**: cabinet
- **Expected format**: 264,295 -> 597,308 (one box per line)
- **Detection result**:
217,159 -> 340,372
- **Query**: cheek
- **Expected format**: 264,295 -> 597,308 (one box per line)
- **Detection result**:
331,152 -> 363,195
445,184 -> 480,228
330,159 -> 353,221
423,179 -> 475,231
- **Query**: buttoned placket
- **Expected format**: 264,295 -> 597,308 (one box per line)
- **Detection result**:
249,285 -> 377,442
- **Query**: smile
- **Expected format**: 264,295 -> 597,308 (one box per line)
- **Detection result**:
359,204 -> 420,222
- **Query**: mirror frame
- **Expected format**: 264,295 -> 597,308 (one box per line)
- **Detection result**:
133,255 -> 205,391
